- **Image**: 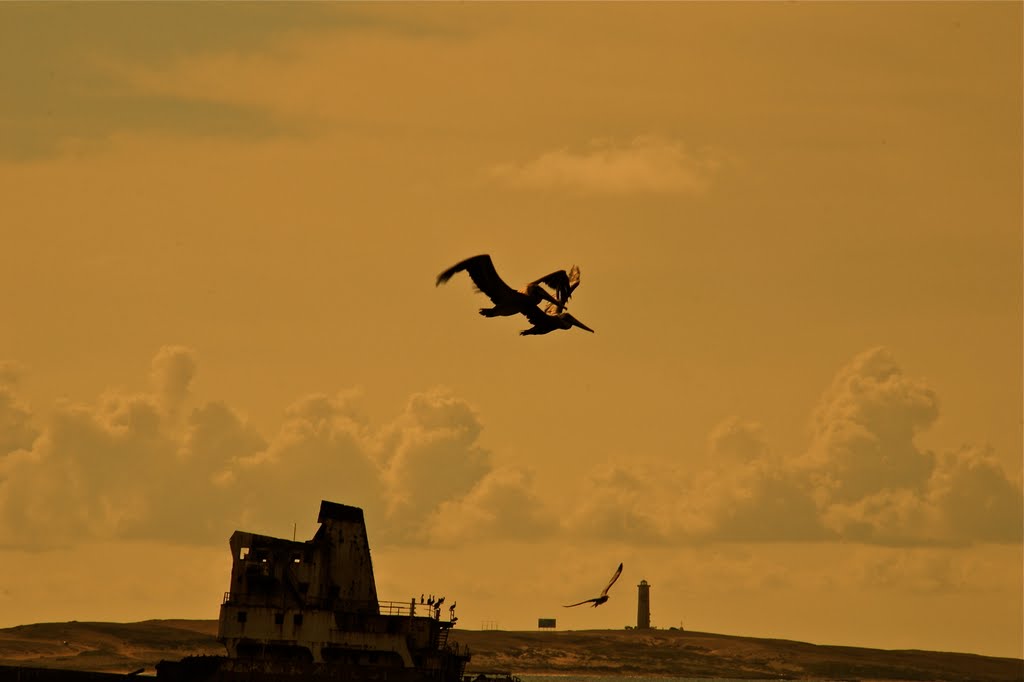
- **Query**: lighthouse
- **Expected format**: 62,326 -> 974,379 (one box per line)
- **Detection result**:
637,580 -> 651,629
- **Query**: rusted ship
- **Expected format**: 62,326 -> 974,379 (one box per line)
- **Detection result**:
156,500 -> 471,681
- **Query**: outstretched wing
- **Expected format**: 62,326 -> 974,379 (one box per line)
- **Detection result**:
522,300 -> 558,325
562,598 -> 598,608
600,562 -> 623,597
531,265 -> 581,311
530,269 -> 570,302
436,254 -> 519,305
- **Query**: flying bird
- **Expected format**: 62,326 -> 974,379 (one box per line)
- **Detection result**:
563,562 -> 623,608
436,254 -> 581,319
520,300 -> 595,336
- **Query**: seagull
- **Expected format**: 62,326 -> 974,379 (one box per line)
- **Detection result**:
520,300 -> 595,336
563,562 -> 623,608
436,254 -> 580,319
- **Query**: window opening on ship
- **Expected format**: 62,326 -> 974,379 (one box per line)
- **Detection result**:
239,547 -> 249,560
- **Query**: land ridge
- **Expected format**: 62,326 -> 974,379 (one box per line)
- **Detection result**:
0,619 -> 1021,681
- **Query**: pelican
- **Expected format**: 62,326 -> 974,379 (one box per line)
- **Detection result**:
563,562 -> 623,608
436,254 -> 580,318
520,300 -> 595,336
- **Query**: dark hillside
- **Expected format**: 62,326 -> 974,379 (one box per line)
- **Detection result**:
1,620 -> 1020,680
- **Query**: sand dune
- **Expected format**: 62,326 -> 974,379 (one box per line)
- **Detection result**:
1,620 -> 1021,680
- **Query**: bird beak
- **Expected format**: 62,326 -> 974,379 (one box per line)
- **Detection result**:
573,318 -> 595,333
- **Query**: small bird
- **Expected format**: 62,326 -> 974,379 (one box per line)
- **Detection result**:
563,562 -> 623,608
520,300 -> 595,336
436,254 -> 581,319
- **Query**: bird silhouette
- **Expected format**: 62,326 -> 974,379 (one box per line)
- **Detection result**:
563,562 -> 623,608
520,300 -> 594,336
436,254 -> 580,320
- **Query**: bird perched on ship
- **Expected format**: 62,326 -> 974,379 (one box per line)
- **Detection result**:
563,562 -> 623,608
436,254 -> 581,321
519,300 -> 595,336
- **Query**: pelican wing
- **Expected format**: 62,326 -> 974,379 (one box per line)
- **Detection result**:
600,562 -> 623,597
562,598 -> 598,608
436,254 -> 519,305
530,265 -> 581,311
522,301 -> 558,326
530,270 -> 571,301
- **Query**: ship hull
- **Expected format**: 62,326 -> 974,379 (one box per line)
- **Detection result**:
156,655 -> 467,682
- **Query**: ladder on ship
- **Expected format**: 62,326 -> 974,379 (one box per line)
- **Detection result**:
437,627 -> 450,649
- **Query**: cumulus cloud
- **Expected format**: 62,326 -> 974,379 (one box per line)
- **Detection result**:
562,347 -> 1021,546
490,135 -> 721,195
562,463 -> 677,544
0,386 -> 37,457
150,345 -> 198,417
0,345 -> 1018,550
0,361 -> 26,387
379,390 -> 491,534
0,350 -> 539,550
427,467 -> 554,545
806,347 -> 939,503
708,417 -> 769,462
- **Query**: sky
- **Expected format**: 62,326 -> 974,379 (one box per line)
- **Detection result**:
0,1 -> 1021,660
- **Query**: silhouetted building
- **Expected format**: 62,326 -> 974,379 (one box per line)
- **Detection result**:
637,580 -> 650,629
157,500 -> 470,682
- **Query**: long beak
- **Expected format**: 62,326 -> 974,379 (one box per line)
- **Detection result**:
569,316 -> 595,333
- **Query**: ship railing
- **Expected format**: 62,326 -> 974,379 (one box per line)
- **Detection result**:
221,593 -> 453,621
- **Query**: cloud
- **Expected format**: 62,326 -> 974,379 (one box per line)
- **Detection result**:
928,446 -> 1024,543
150,345 -> 198,417
0,386 -> 37,457
0,345 -> 1018,551
708,417 -> 769,462
427,467 -> 555,545
490,136 -> 721,195
0,350 -> 524,550
806,347 -> 939,503
0,362 -> 26,387
561,347 -> 1021,546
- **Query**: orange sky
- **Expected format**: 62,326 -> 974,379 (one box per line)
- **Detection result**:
0,2 -> 1021,659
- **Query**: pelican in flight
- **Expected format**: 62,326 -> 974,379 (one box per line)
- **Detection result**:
563,562 -> 623,608
436,254 -> 580,318
520,300 -> 595,336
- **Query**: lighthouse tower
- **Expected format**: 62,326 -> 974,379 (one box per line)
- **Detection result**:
636,580 -> 651,629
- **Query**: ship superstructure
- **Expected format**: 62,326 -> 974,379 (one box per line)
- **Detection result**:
157,500 -> 470,681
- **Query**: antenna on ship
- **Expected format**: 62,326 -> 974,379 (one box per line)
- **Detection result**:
293,522 -> 296,542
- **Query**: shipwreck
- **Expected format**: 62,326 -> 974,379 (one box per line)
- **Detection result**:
156,500 -> 471,681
